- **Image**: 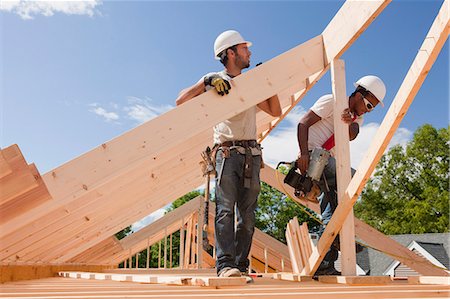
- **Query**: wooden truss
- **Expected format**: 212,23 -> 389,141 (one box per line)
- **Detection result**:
0,0 -> 448,282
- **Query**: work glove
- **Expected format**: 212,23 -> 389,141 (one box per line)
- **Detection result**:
204,74 -> 231,96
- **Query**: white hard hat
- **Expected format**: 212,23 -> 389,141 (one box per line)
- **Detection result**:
214,30 -> 252,60
354,75 -> 386,106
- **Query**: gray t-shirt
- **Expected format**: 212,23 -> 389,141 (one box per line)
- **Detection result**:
202,71 -> 257,145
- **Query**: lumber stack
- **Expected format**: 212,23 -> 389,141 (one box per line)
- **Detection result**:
285,217 -> 316,274
0,145 -> 52,226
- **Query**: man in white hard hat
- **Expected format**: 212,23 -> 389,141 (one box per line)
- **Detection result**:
176,30 -> 281,278
296,75 -> 386,277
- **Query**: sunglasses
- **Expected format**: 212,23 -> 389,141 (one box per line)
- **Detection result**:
362,97 -> 374,112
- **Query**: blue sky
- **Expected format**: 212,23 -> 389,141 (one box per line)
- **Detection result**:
1,0 -> 448,228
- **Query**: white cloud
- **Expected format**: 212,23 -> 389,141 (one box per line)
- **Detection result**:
0,0 -> 102,20
124,96 -> 173,124
350,122 -> 413,168
89,104 -> 119,122
131,207 -> 166,232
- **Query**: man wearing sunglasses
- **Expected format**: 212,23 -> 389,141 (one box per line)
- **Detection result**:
296,75 -> 386,277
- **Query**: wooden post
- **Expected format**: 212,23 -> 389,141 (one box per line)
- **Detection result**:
331,58 -> 356,275
158,240 -> 161,268
164,228 -> 167,269
128,249 -> 132,269
197,199 -> 204,269
264,246 -> 268,273
146,238 -> 150,269
180,217 -> 185,269
135,252 -> 139,268
169,233 -> 173,268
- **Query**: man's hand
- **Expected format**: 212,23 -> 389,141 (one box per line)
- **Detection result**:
341,108 -> 354,124
204,74 -> 231,96
296,153 -> 310,174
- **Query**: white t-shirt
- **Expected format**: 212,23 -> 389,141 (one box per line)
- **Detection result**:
201,71 -> 257,145
306,94 -> 363,156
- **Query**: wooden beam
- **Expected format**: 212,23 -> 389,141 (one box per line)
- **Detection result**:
331,59 -> 356,275
408,276 -> 450,285
0,164 -> 52,225
306,0 -> 450,276
0,150 -> 12,178
319,275 -> 393,285
0,145 -> 38,205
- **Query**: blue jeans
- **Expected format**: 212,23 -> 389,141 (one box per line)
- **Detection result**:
214,148 -> 262,274
317,157 -> 355,269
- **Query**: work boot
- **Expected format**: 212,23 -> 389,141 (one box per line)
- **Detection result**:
218,267 -> 241,277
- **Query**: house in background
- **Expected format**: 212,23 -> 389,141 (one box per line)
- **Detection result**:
340,233 -> 449,276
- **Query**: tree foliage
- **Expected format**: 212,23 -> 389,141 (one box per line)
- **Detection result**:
354,124 -> 449,234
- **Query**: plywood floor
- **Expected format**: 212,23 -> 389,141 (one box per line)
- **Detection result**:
1,276 -> 449,299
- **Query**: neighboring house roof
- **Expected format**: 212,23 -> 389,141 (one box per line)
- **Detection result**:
358,233 -> 449,276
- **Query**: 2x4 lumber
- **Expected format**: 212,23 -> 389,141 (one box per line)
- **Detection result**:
0,264 -> 112,283
0,145 -> 38,206
293,220 -> 312,274
69,236 -> 122,264
0,163 -> 52,225
273,272 -> 312,282
260,164 -> 448,276
196,199 -> 203,269
319,275 -> 393,285
331,59 -> 356,275
0,150 -> 12,178
306,0 -> 450,277
286,219 -> 303,273
408,276 -> 450,285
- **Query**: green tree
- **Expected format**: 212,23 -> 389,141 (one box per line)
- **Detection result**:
355,124 -> 449,234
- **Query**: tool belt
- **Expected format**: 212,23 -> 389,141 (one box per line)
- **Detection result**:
216,139 -> 260,189
219,139 -> 258,148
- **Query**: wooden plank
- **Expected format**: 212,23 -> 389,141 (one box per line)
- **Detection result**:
292,218 -> 309,273
306,0 -> 450,276
408,276 -> 450,285
331,59 -> 356,275
0,265 -> 112,283
319,275 -> 393,285
0,145 -> 38,205
273,272 -> 313,282
286,220 -> 302,273
0,164 -> 52,225
0,150 -> 12,178
261,164 -> 449,277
